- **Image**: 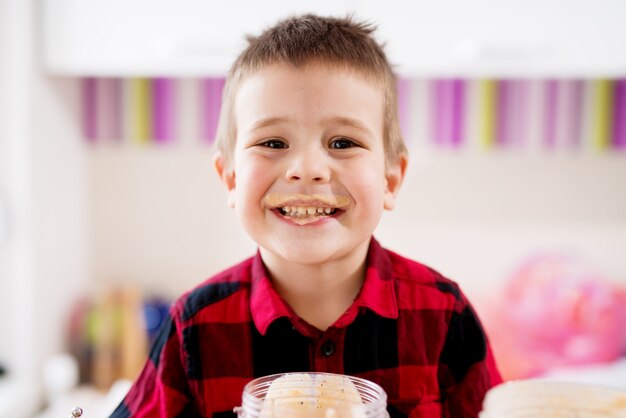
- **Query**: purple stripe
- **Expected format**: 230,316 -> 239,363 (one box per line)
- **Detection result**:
397,78 -> 411,143
450,79 -> 465,147
152,78 -> 174,143
82,77 -> 97,142
427,81 -> 435,145
613,78 -> 626,149
202,78 -> 225,144
543,79 -> 558,149
496,80 -> 510,146
433,79 -> 447,146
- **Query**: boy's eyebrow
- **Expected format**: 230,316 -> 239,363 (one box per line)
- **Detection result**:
329,117 -> 374,135
247,116 -> 374,136
248,117 -> 288,132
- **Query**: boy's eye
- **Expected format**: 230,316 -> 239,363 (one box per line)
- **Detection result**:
329,137 -> 358,149
259,139 -> 288,149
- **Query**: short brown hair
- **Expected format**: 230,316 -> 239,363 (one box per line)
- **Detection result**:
215,14 -> 407,168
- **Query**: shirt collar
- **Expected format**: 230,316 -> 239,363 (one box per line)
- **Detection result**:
249,252 -> 292,336
350,237 -> 398,320
250,237 -> 398,335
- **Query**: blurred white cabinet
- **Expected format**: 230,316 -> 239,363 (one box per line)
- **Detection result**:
42,0 -> 626,77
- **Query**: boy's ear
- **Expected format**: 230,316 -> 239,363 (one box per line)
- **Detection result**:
213,152 -> 236,208
383,154 -> 407,211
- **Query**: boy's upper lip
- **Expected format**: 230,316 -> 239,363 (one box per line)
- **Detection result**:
263,193 -> 350,209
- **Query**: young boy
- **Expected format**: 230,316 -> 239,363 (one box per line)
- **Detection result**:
111,14 -> 501,418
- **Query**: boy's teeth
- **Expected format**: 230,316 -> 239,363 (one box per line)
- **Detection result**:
280,206 -> 336,218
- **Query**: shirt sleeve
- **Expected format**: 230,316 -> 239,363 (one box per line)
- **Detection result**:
110,309 -> 201,418
437,290 -> 503,418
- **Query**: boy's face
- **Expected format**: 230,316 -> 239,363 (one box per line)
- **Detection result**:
215,62 -> 405,267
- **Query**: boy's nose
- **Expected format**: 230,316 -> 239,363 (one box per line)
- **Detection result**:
285,148 -> 331,183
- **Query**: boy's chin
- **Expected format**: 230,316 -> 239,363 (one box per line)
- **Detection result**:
266,245 -> 341,266
259,237 -> 369,267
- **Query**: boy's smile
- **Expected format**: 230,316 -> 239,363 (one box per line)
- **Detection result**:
215,62 -> 405,268
263,193 -> 350,225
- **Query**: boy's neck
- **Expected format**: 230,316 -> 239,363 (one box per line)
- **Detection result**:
259,240 -> 370,331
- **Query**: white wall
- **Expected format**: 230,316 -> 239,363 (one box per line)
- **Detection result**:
30,71 -> 92,376
0,1 -> 39,414
0,1 -> 91,416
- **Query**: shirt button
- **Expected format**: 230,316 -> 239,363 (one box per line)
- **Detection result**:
321,340 -> 335,357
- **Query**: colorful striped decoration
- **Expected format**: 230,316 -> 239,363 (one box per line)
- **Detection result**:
612,79 -> 626,149
479,79 -> 497,149
543,79 -> 559,150
129,78 -> 153,144
429,79 -> 467,148
592,79 -> 614,151
81,77 -> 224,145
563,80 -> 584,149
82,77 -> 97,142
81,76 -> 626,153
201,78 -> 225,144
152,78 -> 175,143
512,80 -> 530,148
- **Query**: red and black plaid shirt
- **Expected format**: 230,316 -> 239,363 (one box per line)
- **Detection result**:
111,238 -> 501,418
